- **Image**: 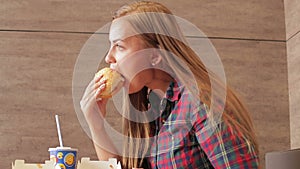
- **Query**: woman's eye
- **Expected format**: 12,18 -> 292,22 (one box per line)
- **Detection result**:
116,44 -> 124,50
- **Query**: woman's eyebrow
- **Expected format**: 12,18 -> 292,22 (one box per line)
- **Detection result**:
111,39 -> 124,43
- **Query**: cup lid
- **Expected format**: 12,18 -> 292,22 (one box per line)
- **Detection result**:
48,147 -> 78,151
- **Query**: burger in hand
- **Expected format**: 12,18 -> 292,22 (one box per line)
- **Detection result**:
95,67 -> 124,99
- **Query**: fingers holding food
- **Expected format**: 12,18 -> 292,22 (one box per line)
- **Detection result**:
95,67 -> 124,99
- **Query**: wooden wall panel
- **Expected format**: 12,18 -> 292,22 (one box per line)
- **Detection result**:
287,32 -> 300,149
284,0 -> 300,40
285,0 -> 300,149
0,32 -> 98,169
0,0 -> 285,40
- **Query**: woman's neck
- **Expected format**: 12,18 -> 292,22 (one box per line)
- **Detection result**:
146,69 -> 174,98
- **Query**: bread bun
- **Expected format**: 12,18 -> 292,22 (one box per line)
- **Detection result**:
95,67 -> 124,98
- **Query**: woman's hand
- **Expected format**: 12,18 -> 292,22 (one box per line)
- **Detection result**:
80,74 -> 108,131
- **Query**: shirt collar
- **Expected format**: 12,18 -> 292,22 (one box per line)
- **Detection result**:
163,80 -> 183,102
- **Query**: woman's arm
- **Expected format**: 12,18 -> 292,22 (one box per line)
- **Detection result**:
80,76 -> 121,161
90,127 -> 120,161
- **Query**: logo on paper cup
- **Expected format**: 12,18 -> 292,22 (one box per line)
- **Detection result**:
57,152 -> 63,159
64,153 -> 75,167
55,163 -> 66,169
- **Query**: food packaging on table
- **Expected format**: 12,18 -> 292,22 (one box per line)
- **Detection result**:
12,157 -> 121,169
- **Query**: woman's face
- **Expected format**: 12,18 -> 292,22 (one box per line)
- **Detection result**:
105,19 -> 154,94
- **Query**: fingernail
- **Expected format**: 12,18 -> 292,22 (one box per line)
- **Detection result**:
99,83 -> 106,89
100,78 -> 107,83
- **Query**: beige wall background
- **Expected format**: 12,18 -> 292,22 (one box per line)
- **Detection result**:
0,0 -> 295,169
285,0 -> 300,149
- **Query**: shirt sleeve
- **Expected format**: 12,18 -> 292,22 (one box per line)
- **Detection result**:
191,103 -> 259,169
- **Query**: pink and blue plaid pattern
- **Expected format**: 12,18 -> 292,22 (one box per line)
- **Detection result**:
146,81 -> 259,169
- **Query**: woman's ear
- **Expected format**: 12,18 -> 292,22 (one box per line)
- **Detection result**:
150,50 -> 162,66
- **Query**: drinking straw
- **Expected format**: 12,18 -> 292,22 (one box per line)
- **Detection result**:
55,115 -> 64,147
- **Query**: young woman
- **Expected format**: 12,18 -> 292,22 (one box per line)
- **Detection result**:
80,1 -> 259,168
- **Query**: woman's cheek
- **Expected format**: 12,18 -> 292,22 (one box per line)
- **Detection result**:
118,55 -> 152,84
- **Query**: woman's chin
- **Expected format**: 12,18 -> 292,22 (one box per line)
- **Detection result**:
128,85 -> 144,95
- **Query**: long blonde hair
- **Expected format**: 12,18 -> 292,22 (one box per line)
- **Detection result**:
112,1 -> 259,168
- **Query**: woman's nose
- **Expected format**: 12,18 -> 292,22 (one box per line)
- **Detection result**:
105,49 -> 116,64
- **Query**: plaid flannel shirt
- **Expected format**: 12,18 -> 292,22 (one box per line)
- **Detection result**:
145,81 -> 259,169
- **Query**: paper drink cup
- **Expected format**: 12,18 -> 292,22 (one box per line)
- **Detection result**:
49,147 -> 78,169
